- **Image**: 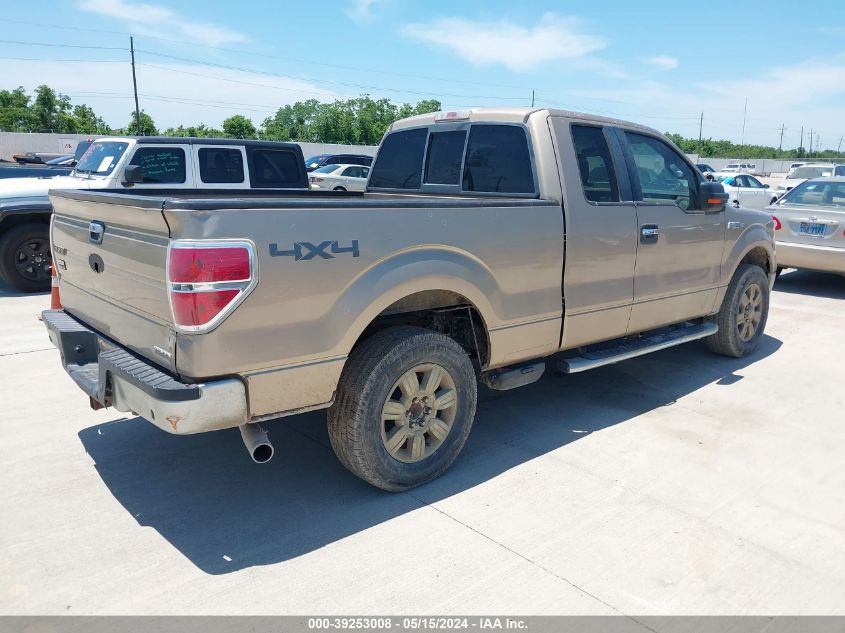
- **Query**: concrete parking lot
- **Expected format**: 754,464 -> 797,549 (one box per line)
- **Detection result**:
1,270 -> 844,615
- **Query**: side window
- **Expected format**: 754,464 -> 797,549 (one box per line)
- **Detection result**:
463,125 -> 535,194
361,166 -> 370,178
198,148 -> 244,184
248,149 -> 303,188
369,128 -> 428,189
733,175 -> 749,187
624,132 -> 698,210
128,147 -> 186,184
424,130 -> 466,185
571,125 -> 619,203
342,166 -> 361,177
835,166 -> 845,177
745,176 -> 764,188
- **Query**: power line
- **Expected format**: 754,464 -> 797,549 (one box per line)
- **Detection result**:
0,56 -> 125,63
0,39 -> 127,51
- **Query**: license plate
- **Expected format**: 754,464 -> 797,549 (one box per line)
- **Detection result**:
799,222 -> 825,237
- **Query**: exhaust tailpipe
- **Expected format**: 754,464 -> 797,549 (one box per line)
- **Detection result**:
239,423 -> 274,463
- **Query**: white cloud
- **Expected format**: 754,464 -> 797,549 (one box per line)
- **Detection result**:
77,0 -> 247,46
645,55 -> 678,70
346,0 -> 385,22
401,13 -> 606,72
1,59 -> 336,129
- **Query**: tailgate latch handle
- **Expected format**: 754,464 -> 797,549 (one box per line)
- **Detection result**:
88,221 -> 105,244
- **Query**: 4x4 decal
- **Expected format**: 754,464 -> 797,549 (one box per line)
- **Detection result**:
270,240 -> 359,260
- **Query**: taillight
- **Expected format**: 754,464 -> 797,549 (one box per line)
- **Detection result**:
772,215 -> 782,230
167,241 -> 255,332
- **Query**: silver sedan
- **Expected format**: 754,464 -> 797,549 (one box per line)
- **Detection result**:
770,177 -> 845,275
309,164 -> 370,192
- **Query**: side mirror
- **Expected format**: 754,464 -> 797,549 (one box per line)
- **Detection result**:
698,181 -> 728,213
763,183 -> 770,189
122,164 -> 144,186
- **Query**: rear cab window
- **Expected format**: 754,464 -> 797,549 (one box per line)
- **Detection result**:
369,123 -> 536,196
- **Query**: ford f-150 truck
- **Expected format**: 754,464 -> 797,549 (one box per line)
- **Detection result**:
43,108 -> 777,491
0,137 -> 307,292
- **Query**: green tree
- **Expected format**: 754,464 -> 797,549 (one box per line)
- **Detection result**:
0,87 -> 37,131
127,110 -> 158,136
222,114 -> 257,139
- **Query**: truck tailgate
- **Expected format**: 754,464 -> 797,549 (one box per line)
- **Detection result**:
49,191 -> 176,372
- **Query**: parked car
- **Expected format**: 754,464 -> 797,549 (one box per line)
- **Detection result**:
775,163 -> 844,197
770,177 -> 845,275
0,163 -> 74,180
0,137 -> 307,292
309,163 -> 370,191
303,153 -> 373,172
712,162 -> 757,179
787,162 -> 806,177
720,174 -> 779,209
42,107 -> 775,491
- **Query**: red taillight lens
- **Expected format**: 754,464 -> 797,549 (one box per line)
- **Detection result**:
169,247 -> 250,283
171,290 -> 239,327
772,215 -> 782,230
168,242 -> 254,331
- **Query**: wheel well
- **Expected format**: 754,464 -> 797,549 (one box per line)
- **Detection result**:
0,213 -> 51,236
354,290 -> 491,369
739,246 -> 771,274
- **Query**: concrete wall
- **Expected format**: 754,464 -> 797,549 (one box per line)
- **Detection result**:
0,132 -> 378,162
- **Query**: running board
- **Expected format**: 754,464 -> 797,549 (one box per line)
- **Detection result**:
558,322 -> 718,374
481,361 -> 545,391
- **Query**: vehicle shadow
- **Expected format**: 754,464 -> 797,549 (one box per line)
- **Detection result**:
0,280 -> 48,298
774,269 -> 845,299
78,335 -> 781,575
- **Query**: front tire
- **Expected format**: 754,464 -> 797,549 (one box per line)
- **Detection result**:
0,223 -> 52,292
328,326 -> 478,491
705,264 -> 769,358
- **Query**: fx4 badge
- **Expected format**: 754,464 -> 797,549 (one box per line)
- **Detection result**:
269,240 -> 359,261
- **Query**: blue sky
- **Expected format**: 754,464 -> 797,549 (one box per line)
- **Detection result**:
2,0 -> 844,149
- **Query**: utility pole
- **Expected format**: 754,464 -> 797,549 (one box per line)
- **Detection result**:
809,129 -> 814,157
838,136 -> 843,153
800,125 -> 804,155
130,35 -> 141,136
778,124 -> 785,151
698,112 -> 703,150
740,97 -> 748,146
531,90 -> 535,107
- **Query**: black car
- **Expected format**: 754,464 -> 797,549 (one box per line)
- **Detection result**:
304,153 -> 373,172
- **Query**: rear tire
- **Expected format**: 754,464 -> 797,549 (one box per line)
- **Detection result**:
705,264 -> 769,358
327,326 -> 477,491
0,223 -> 52,292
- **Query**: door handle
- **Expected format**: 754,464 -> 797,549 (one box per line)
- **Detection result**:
640,224 -> 659,244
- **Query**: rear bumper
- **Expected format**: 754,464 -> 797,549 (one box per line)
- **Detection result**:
42,310 -> 248,434
776,241 -> 845,274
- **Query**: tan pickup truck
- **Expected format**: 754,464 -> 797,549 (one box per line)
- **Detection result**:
43,108 -> 777,491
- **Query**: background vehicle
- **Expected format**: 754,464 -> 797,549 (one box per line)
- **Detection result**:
0,137 -> 307,292
309,163 -> 370,191
775,163 -> 843,197
43,107 -> 775,491
304,153 -> 373,171
696,163 -> 716,180
712,162 -> 757,178
771,177 -> 845,274
720,174 -> 779,208
0,163 -> 74,179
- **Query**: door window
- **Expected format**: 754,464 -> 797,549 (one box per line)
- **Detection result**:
625,132 -> 698,210
424,130 -> 466,185
745,176 -> 765,188
342,166 -> 363,177
733,175 -> 749,188
571,125 -> 619,203
198,147 -> 244,184
128,147 -> 186,184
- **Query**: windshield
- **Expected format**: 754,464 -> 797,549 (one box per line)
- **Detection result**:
313,164 -> 341,174
74,141 -> 129,176
304,154 -> 329,168
791,166 -> 832,180
781,180 -> 845,207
